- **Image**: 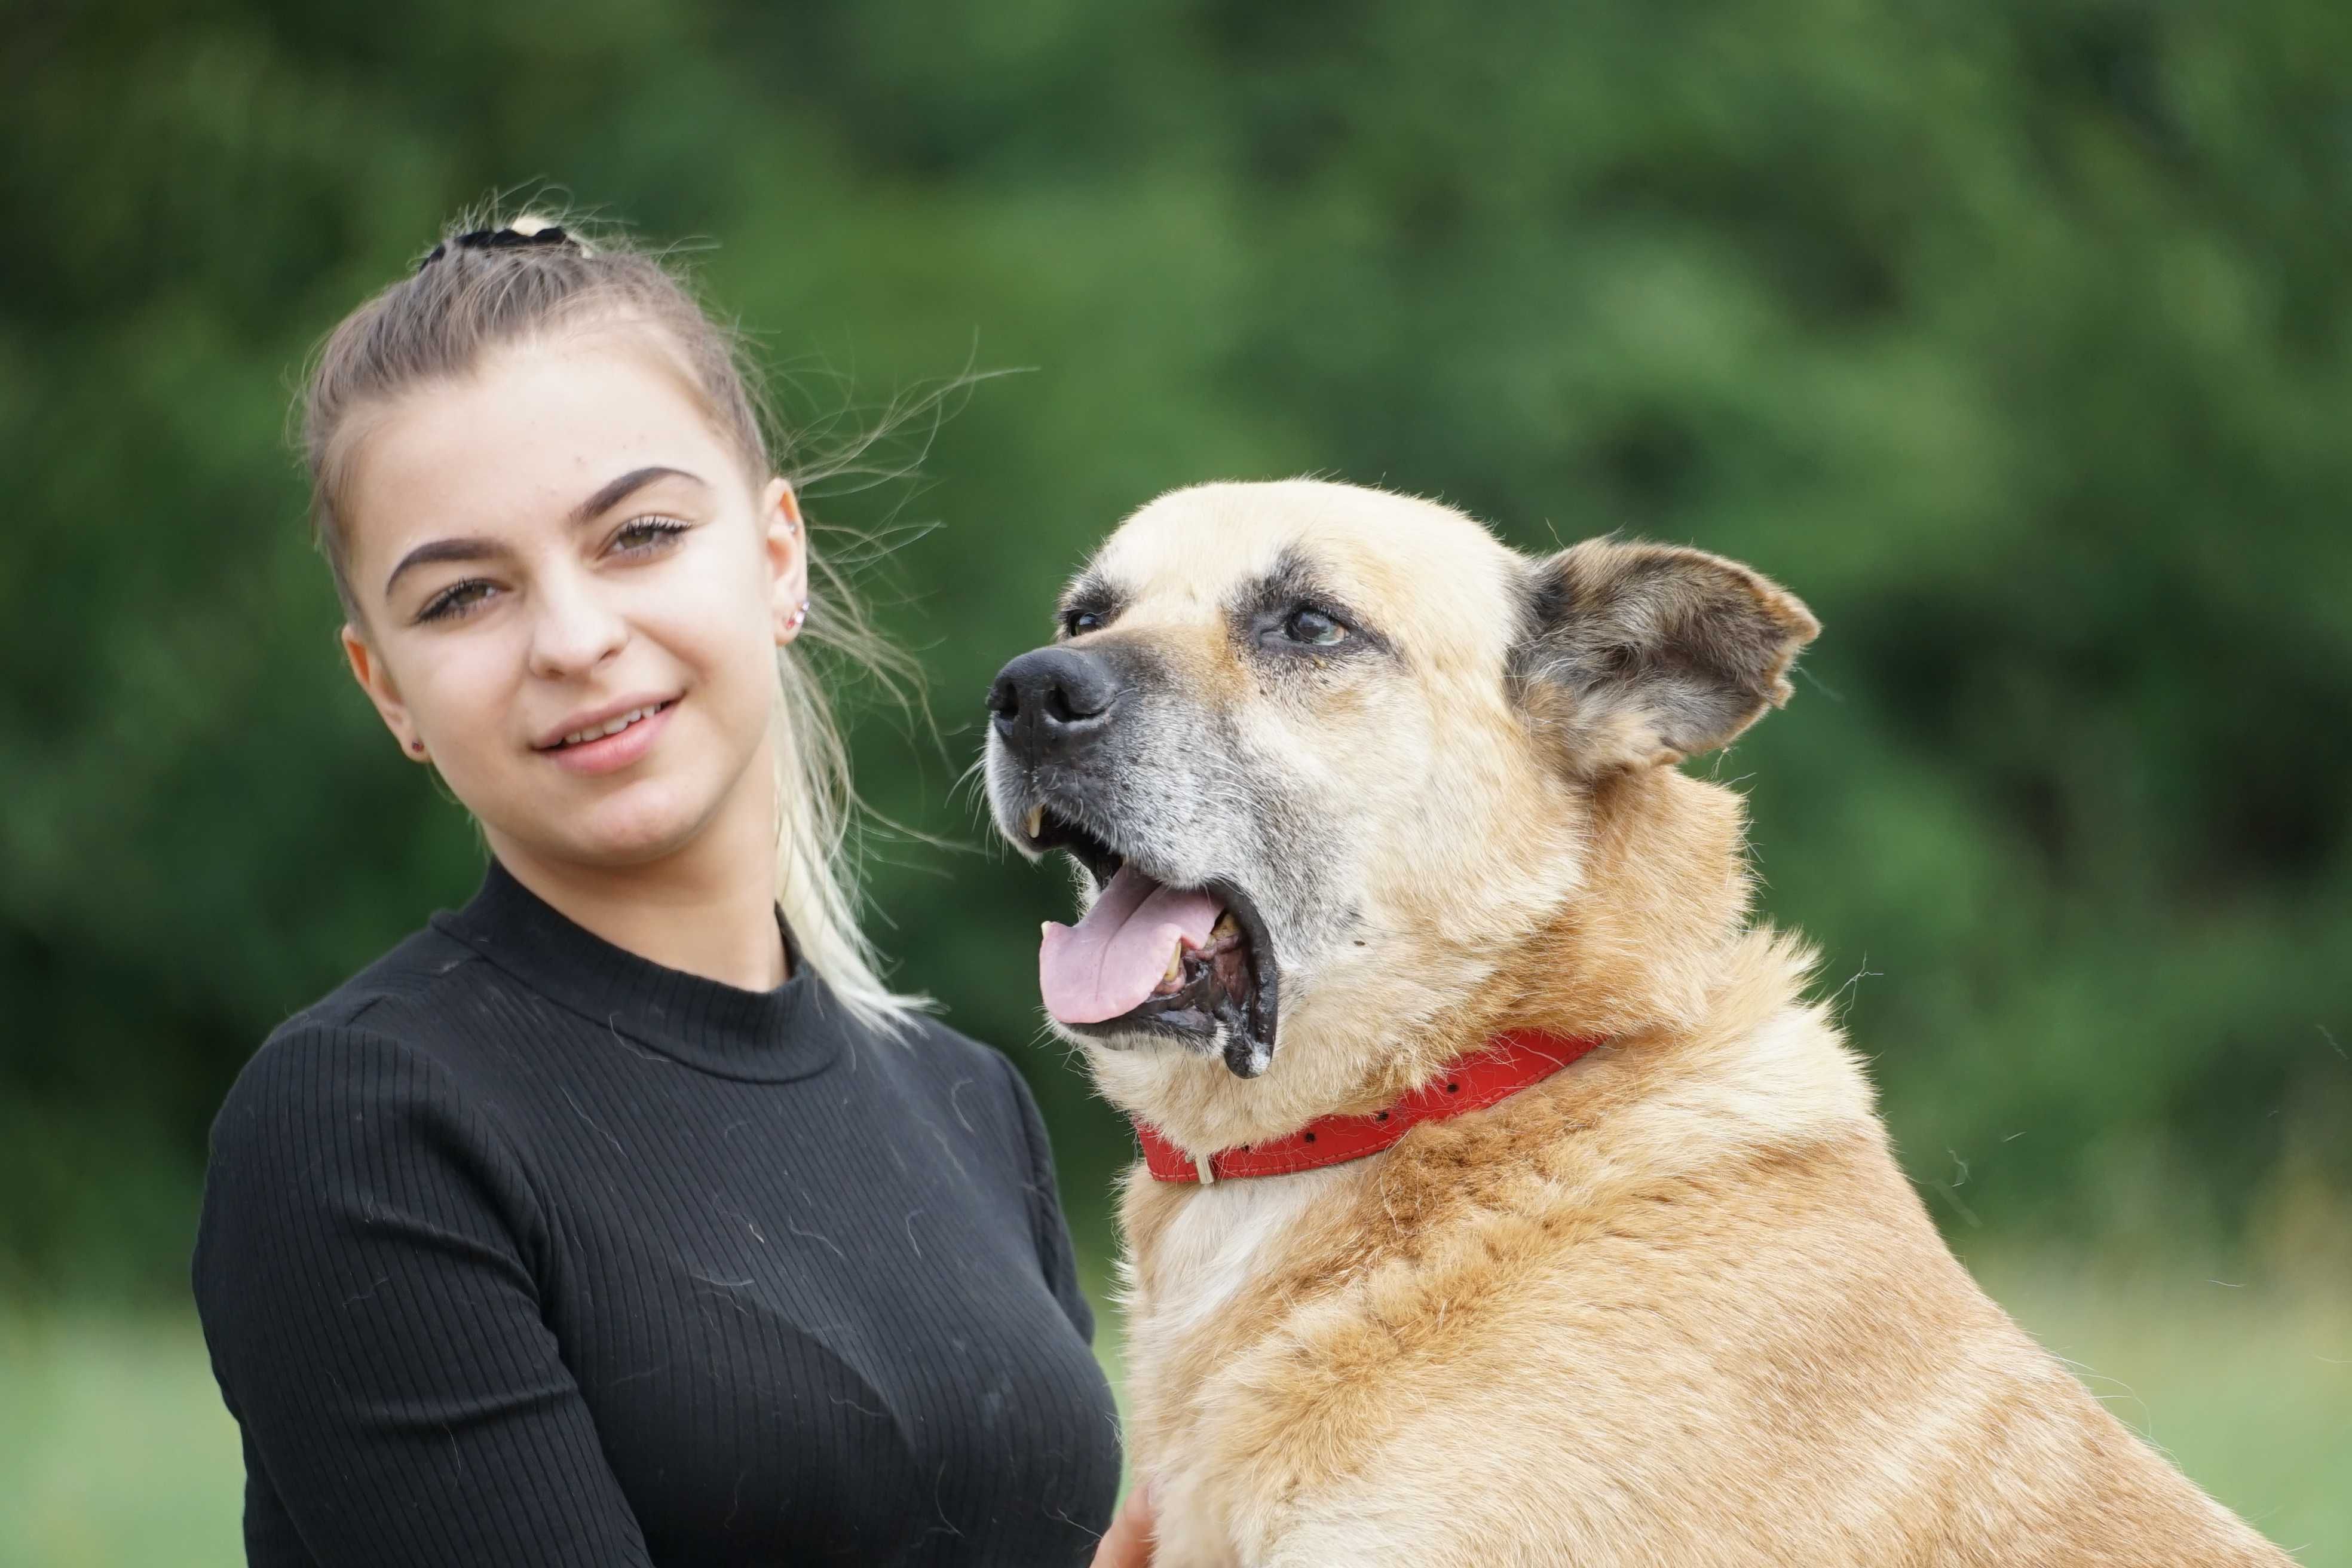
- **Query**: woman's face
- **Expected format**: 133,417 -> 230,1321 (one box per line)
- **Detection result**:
337,327 -> 806,876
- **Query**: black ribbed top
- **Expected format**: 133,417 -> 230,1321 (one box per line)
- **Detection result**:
191,858 -> 1120,1566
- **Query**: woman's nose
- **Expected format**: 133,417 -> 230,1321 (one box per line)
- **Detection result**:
527,572 -> 629,678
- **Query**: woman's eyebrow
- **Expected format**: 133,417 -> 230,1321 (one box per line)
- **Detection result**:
569,464 -> 705,524
382,467 -> 709,601
384,536 -> 501,601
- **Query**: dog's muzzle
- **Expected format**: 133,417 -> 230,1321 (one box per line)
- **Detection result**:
986,641 -> 1281,1078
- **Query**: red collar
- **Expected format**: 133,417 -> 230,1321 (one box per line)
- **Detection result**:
1134,1029 -> 1606,1184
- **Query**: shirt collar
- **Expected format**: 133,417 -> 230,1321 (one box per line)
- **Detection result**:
431,856 -> 844,1083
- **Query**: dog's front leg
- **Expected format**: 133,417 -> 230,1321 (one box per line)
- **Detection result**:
1146,1517 -> 1245,1568
1259,1537 -> 1453,1568
1134,1472 -> 1244,1568
1259,1532 -> 1557,1568
1250,1508 -> 1573,1568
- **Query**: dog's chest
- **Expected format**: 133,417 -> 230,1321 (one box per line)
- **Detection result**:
1122,1164 -> 1368,1566
1124,1161 -> 1364,1391
1129,1163 -> 1355,1350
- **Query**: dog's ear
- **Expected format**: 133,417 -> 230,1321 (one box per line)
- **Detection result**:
1512,539 -> 1821,773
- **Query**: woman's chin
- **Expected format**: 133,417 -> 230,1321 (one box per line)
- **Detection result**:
590,816 -> 710,866
543,780 -> 724,868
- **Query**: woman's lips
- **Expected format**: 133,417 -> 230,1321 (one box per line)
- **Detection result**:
542,698 -> 678,776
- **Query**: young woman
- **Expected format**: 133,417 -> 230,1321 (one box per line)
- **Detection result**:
192,214 -> 1150,1566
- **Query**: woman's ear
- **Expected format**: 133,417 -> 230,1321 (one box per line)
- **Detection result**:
761,477 -> 811,645
341,623 -> 430,761
1510,538 -> 1821,774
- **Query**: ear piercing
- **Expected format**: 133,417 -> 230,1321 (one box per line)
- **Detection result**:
783,598 -> 808,635
409,739 -> 428,757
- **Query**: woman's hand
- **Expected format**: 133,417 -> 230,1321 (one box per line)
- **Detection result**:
1092,1478 -> 1156,1567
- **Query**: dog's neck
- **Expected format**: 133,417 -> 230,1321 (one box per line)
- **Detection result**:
1478,767 -> 1752,1043
1134,1029 -> 1609,1180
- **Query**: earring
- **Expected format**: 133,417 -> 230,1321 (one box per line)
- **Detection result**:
409,739 -> 428,758
784,598 -> 808,635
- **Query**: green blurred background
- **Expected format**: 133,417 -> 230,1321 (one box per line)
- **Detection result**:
4,0 -> 2348,1561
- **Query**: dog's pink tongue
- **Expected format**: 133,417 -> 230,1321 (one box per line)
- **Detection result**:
1040,864 -> 1221,1024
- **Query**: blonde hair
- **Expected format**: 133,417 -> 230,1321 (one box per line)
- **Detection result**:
299,206 -> 927,1032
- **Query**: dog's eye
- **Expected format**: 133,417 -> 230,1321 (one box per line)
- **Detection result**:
1062,610 -> 1105,638
1281,608 -> 1346,647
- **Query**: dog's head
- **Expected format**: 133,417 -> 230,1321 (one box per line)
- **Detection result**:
984,480 -> 1818,1149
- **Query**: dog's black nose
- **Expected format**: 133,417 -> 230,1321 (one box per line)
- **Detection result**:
989,647 -> 1121,764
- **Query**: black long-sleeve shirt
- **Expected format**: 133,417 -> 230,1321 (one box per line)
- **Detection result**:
192,857 -> 1121,1566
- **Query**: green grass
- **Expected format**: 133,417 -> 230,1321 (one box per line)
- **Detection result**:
0,1307 -> 246,1567
1971,1255 -> 2352,1564
3,1258 -> 2342,1566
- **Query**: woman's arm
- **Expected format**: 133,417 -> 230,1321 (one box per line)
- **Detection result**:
192,1023 -> 654,1567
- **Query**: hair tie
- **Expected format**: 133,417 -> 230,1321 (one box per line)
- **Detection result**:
415,222 -> 584,272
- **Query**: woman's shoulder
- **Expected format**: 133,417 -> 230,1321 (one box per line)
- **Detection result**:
192,933 -> 553,1373
883,1013 -> 1065,1166
887,1011 -> 1035,1105
894,1009 -> 1005,1071
282,918 -> 490,1037
209,923 -> 504,1162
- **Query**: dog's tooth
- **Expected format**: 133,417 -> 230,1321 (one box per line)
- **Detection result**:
1163,944 -> 1184,985
1211,912 -> 1240,942
1025,805 -> 1045,840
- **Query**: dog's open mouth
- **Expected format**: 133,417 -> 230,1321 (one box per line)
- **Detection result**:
1025,804 -> 1278,1078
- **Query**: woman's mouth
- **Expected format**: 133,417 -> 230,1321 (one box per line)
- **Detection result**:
553,702 -> 670,748
540,698 -> 679,774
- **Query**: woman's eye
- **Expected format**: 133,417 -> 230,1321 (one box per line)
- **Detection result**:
612,515 -> 690,555
1062,610 -> 1104,638
416,579 -> 497,623
1281,607 -> 1346,646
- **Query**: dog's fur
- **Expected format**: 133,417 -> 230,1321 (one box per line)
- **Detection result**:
985,479 -> 2289,1566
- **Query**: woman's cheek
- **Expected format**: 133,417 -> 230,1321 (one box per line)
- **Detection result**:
425,635 -> 526,791
654,570 -> 773,697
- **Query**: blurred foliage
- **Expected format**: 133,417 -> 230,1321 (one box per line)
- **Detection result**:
2,0 -> 2348,1297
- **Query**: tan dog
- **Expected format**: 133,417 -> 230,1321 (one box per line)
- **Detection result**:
982,479 -> 2288,1566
